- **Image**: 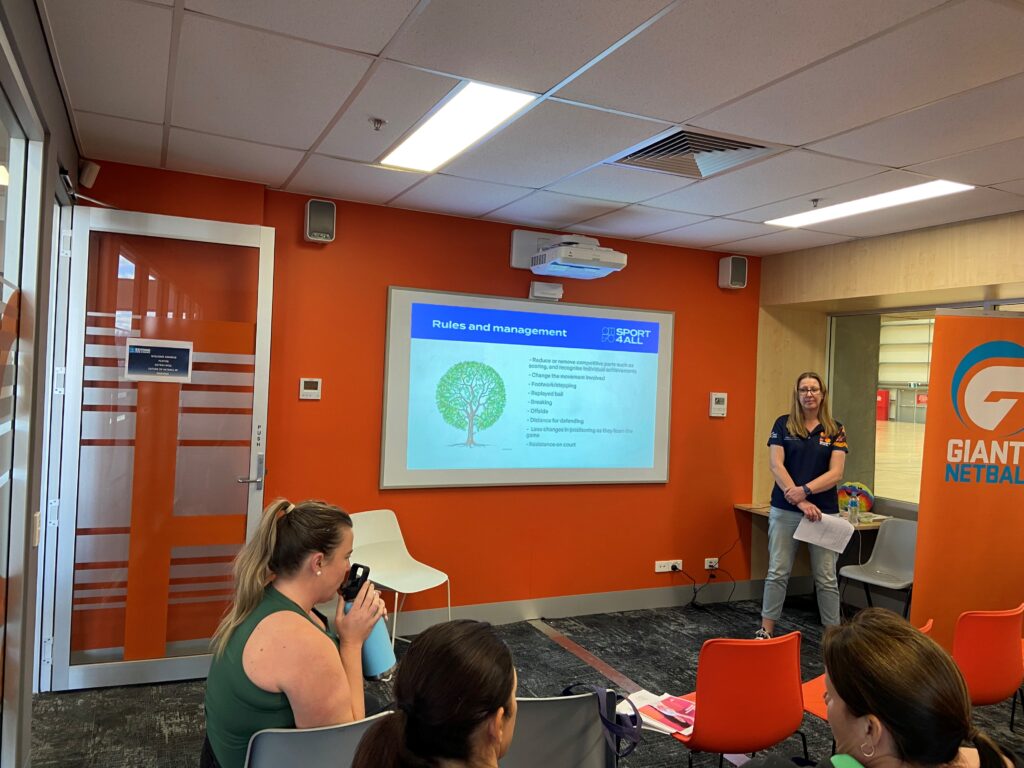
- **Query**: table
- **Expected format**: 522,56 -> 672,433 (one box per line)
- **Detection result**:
734,503 -> 886,531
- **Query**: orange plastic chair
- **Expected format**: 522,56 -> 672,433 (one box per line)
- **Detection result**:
675,632 -> 806,768
952,603 -> 1024,730
801,619 -> 933,722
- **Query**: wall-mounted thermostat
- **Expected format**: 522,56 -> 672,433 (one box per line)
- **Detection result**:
710,392 -> 727,417
299,378 -> 322,400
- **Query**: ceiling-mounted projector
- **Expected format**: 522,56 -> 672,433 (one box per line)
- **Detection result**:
530,239 -> 627,280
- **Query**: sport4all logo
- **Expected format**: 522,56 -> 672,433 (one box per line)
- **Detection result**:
951,340 -> 1024,435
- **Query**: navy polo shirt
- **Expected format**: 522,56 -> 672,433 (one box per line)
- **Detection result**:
767,415 -> 848,513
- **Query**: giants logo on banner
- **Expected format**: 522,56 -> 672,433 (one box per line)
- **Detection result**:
914,314 -> 1024,648
945,340 -> 1024,484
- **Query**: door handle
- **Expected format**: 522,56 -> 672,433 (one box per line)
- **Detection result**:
237,452 -> 265,491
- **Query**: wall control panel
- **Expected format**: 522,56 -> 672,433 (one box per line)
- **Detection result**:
299,378 -> 322,400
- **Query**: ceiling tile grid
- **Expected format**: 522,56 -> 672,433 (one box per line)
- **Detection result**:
183,0 -> 419,54
287,155 -> 424,203
691,0 -> 1024,146
573,206 -> 707,239
385,0 -> 674,93
485,191 -> 624,230
166,129 -> 306,187
391,174 -> 533,218
645,150 -> 885,216
556,0 -> 946,123
75,111 -> 164,167
44,0 -> 172,122
442,101 -> 671,189
317,62 -> 459,163
42,0 -> 1024,256
171,14 -> 372,149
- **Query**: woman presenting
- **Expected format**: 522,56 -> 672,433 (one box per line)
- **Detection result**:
758,371 -> 847,639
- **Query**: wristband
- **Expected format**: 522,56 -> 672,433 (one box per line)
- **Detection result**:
801,484 -> 812,497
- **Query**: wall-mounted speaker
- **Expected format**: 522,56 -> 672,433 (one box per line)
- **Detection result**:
718,255 -> 747,289
305,199 -> 336,243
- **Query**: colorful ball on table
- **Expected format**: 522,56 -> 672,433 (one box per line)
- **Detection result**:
837,482 -> 874,512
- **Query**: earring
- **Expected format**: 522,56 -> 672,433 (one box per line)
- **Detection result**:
316,570 -> 322,576
860,742 -> 875,759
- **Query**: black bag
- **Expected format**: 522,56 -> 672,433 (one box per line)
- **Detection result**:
561,684 -> 642,760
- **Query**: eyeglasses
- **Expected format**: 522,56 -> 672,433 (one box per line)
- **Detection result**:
798,387 -> 821,394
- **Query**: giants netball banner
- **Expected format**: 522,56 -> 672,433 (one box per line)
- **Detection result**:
912,311 -> 1024,648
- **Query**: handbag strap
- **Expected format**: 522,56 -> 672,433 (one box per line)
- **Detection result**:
561,684 -> 642,759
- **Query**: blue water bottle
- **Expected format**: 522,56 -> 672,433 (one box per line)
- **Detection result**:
341,564 -> 397,681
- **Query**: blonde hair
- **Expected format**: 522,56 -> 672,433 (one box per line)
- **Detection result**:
210,498 -> 352,657
786,371 -> 839,439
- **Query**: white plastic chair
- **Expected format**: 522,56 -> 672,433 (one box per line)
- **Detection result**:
501,692 -> 616,768
839,518 -> 917,617
350,509 -> 451,646
244,711 -> 390,768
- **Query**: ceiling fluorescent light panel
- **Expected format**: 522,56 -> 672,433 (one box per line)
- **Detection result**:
766,180 -> 974,228
381,82 -> 535,173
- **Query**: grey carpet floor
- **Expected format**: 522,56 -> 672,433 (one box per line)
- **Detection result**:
32,598 -> 1024,767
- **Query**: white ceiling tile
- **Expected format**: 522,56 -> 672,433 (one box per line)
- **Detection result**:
44,0 -> 171,122
906,137 -> 1024,186
184,0 -> 418,54
172,15 -> 371,148
573,206 -> 706,238
994,179 -> 1024,197
693,0 -> 1024,145
318,62 -> 458,163
443,101 -> 669,188
390,174 -> 531,218
809,73 -> 1024,167
546,164 -> 694,203
807,187 -> 1024,238
387,0 -> 672,92
287,155 -> 424,203
75,112 -> 163,167
712,229 -> 855,256
645,218 -> 778,247
166,129 -> 304,187
486,192 -> 623,230
731,170 -> 935,223
558,0 -> 944,122
647,150 -> 884,216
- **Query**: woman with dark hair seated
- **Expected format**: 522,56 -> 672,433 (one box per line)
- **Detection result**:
352,619 -> 517,768
751,608 -> 1018,768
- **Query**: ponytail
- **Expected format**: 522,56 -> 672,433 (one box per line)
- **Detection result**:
353,711 -> 434,768
970,727 -> 1014,768
210,498 -> 350,657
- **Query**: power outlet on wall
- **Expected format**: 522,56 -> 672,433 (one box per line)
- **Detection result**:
704,557 -> 719,570
655,559 -> 682,573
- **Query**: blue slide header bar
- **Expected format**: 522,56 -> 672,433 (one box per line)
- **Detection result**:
411,303 -> 659,353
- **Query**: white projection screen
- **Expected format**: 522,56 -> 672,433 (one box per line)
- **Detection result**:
380,287 -> 674,489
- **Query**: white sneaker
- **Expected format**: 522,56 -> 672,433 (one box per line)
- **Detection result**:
754,627 -> 772,640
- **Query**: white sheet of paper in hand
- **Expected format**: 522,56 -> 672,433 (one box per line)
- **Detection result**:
793,513 -> 855,553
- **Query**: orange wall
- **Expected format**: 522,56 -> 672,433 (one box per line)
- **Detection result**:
90,163 -> 762,611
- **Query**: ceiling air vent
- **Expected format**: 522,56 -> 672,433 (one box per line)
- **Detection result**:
614,130 -> 777,179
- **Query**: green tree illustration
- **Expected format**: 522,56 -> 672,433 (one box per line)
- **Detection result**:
436,362 -> 506,446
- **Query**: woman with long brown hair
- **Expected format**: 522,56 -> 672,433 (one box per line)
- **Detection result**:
353,620 -> 517,768
759,371 -> 847,638
200,499 -> 386,768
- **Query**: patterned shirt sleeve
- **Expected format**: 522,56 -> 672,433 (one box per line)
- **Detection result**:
832,424 -> 849,453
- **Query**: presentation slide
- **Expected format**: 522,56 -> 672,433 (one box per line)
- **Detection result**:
381,288 -> 674,488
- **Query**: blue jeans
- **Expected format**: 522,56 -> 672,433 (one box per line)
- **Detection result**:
761,506 -> 841,627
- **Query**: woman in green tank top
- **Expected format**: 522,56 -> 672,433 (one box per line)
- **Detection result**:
200,499 -> 387,768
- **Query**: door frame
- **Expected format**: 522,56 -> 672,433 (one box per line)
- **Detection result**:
50,208 -> 274,690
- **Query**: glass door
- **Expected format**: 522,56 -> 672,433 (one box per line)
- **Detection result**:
51,209 -> 274,689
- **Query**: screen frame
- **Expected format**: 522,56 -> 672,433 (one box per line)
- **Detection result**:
380,286 -> 674,489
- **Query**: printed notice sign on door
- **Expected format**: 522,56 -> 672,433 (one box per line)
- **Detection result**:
125,338 -> 193,383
